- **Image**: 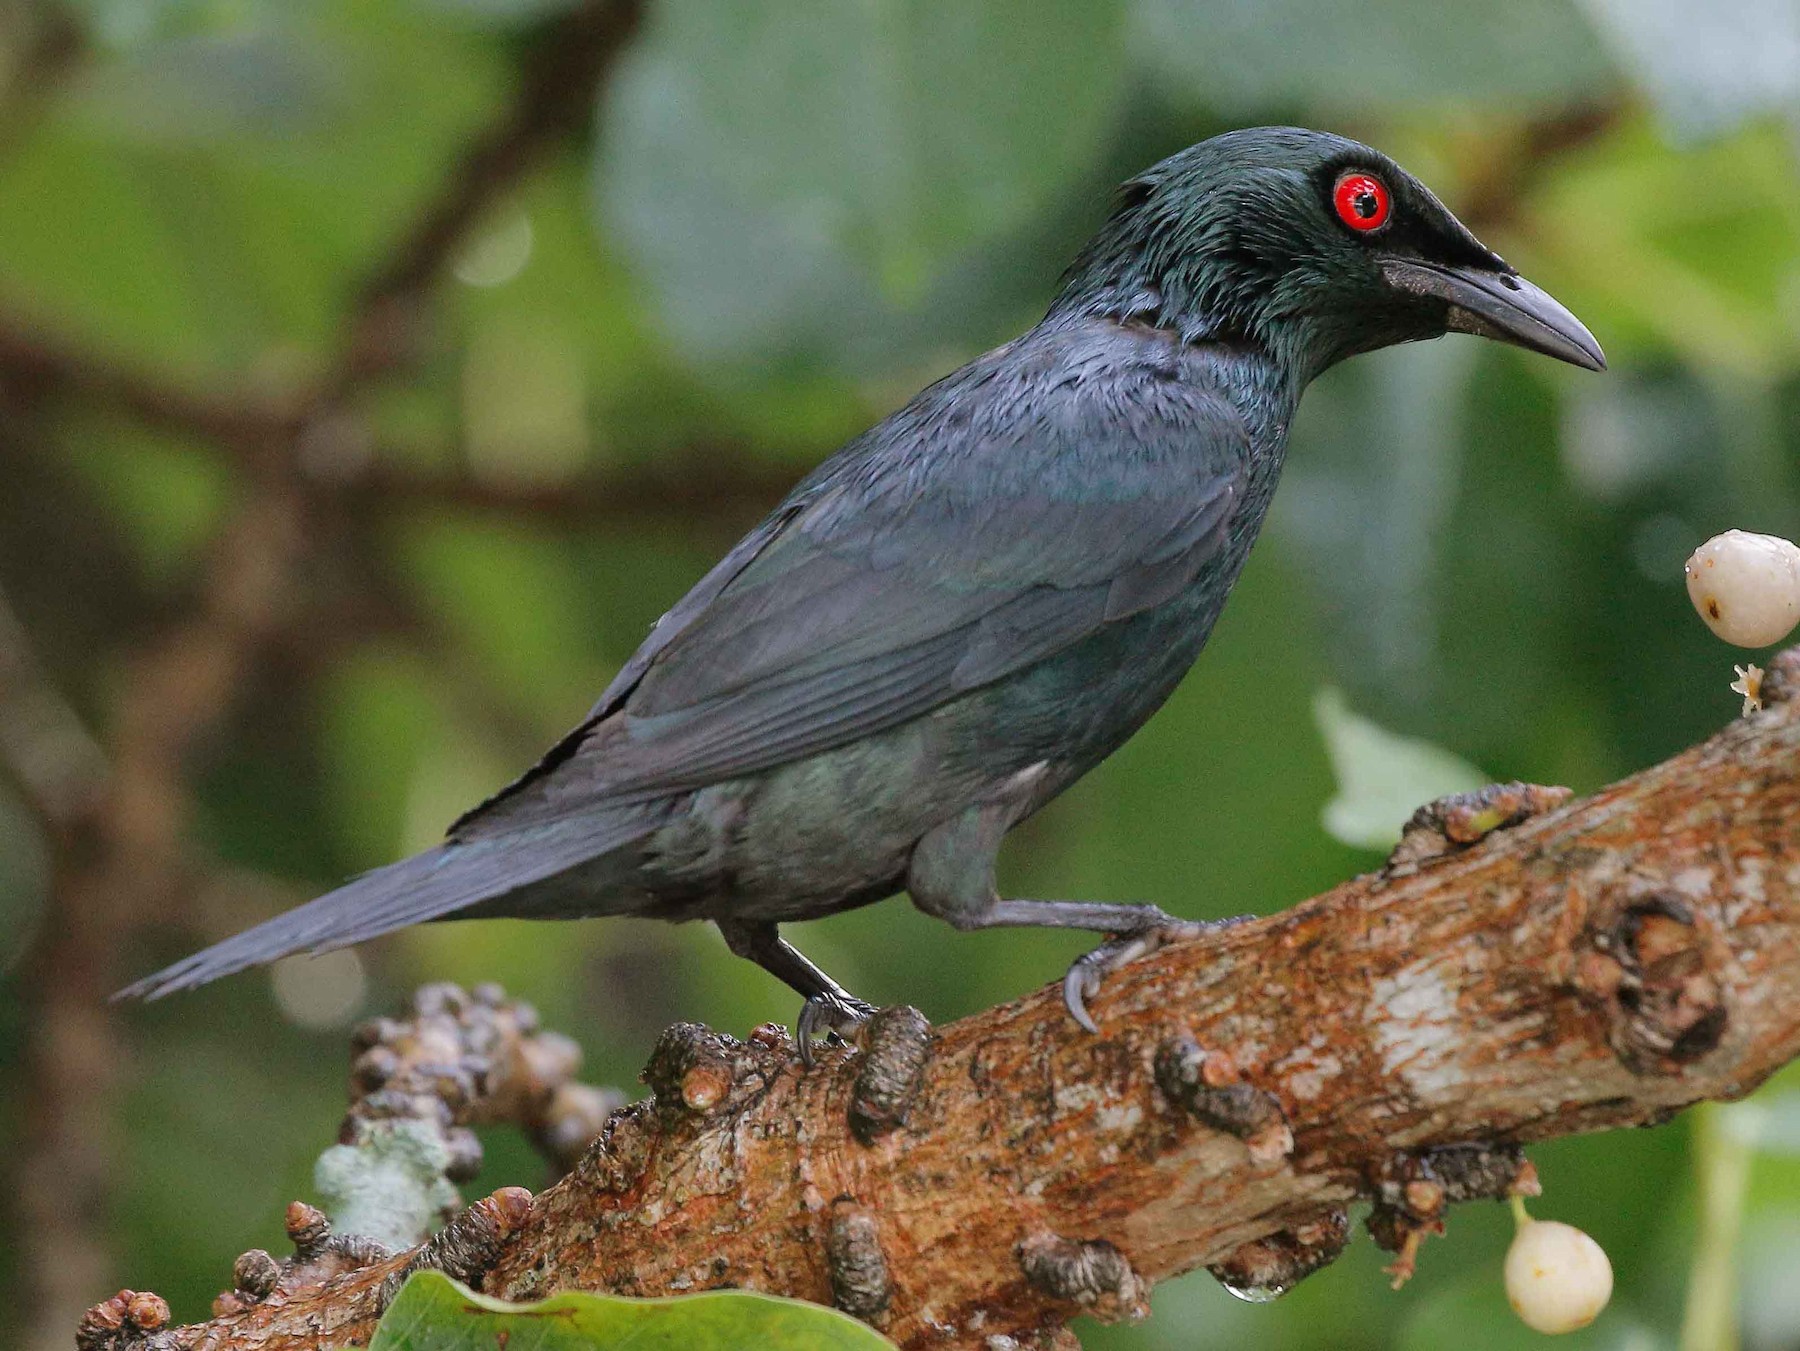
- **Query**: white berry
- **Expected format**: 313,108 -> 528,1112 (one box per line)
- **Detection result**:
1686,530 -> 1800,647
1505,1218 -> 1613,1335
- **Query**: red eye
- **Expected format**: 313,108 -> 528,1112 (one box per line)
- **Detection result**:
1333,172 -> 1391,232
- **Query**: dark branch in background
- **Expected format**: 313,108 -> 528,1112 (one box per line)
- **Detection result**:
0,6 -> 86,161
18,491 -> 304,1351
341,0 -> 646,377
0,584 -> 110,832
0,319 -> 294,450
74,654 -> 1800,1351
331,454 -> 794,528
1456,104 -> 1620,237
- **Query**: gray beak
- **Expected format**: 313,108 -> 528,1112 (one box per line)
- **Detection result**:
1380,257 -> 1606,372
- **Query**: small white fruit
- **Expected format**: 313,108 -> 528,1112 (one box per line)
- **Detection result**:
1504,1214 -> 1613,1335
1686,530 -> 1800,648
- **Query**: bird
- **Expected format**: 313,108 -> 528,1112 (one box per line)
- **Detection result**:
119,127 -> 1604,1057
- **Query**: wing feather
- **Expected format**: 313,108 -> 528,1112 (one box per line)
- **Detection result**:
457,324 -> 1251,833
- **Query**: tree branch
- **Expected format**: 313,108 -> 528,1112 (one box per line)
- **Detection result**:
327,0 -> 645,396
0,318 -> 293,451
328,453 -> 794,529
86,647 -> 1800,1351
0,582 -> 110,832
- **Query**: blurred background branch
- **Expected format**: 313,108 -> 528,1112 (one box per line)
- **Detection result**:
0,582 -> 109,831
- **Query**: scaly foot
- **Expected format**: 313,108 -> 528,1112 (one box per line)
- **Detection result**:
1063,915 -> 1250,1033
797,989 -> 879,1066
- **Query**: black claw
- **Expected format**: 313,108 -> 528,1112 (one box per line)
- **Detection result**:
1060,928 -> 1173,1033
797,1001 -> 827,1065
1060,916 -> 1250,1034
1063,961 -> 1101,1034
797,992 -> 878,1067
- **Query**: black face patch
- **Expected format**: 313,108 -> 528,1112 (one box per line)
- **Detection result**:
1313,156 -> 1502,272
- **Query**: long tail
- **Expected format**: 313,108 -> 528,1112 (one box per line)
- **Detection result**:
115,815 -> 655,1002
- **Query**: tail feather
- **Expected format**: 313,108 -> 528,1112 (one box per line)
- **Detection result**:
115,815 -> 655,1002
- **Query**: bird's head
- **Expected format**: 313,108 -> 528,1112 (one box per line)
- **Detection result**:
1054,126 -> 1604,383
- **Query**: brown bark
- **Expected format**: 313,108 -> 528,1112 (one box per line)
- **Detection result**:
87,648 -> 1800,1351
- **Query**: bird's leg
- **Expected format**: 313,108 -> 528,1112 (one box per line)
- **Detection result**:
948,898 -> 1246,1034
908,802 -> 1247,1033
716,918 -> 876,1065
1052,907 -> 1252,1032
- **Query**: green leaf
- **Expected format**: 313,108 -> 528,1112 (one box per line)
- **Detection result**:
57,419 -> 233,584
1580,0 -> 1800,138
370,1271 -> 899,1350
61,29 -> 341,146
1717,1091 -> 1800,1156
596,0 -> 1126,369
1528,121 -> 1800,377
418,0 -> 587,27
1280,339 -> 1478,712
1131,0 -> 1613,114
1313,687 -> 1488,850
1398,1266 -> 1646,1351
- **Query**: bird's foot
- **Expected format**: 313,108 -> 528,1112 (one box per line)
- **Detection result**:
797,989 -> 879,1067
1063,914 -> 1251,1034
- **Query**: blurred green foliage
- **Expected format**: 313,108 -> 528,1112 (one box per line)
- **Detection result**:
2,1 -> 1800,1349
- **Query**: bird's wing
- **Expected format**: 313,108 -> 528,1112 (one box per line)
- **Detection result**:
456,347 -> 1248,833
446,505 -> 804,833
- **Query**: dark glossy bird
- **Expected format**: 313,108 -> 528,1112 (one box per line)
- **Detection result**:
120,127 -> 1604,1055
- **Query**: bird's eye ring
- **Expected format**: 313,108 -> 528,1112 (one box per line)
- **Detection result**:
1332,171 -> 1391,233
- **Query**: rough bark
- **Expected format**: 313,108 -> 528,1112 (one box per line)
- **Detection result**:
79,648 -> 1800,1350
